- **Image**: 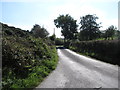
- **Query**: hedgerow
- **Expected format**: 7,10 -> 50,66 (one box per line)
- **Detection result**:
70,40 -> 120,65
2,23 -> 58,89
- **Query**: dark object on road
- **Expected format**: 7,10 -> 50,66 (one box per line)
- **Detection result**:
56,46 -> 66,49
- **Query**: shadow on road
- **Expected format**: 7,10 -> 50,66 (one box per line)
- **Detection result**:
56,46 -> 66,49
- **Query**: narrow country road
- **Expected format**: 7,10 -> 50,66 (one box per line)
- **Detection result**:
35,48 -> 119,89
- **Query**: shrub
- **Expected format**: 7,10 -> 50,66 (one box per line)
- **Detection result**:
70,40 -> 120,65
2,23 -> 58,89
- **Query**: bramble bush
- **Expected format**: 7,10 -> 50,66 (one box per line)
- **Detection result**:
2,23 -> 58,89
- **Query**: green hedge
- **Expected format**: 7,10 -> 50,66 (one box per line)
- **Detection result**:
70,40 -> 120,65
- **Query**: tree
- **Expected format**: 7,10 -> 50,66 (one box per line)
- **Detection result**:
54,14 -> 78,41
104,25 -> 116,40
116,30 -> 120,39
49,34 -> 56,41
31,24 -> 49,38
55,38 -> 64,45
79,14 -> 101,41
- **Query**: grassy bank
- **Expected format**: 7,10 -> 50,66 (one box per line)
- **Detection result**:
2,23 -> 58,89
70,40 -> 120,66
9,47 -> 58,88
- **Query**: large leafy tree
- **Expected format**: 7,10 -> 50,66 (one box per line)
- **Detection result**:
31,24 -> 49,38
79,14 -> 101,41
54,14 -> 78,41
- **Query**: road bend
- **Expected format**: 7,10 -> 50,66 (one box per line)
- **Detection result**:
36,48 -> 119,89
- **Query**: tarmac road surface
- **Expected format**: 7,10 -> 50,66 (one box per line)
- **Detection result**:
36,48 -> 119,89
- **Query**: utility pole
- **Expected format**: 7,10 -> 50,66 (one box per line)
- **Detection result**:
53,28 -> 56,44
54,28 -> 55,35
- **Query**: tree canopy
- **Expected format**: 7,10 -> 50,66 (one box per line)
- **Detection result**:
104,25 -> 116,40
79,14 -> 101,41
54,14 -> 78,40
31,24 -> 49,38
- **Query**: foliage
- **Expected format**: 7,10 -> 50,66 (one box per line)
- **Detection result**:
2,22 -> 30,37
79,14 -> 101,41
99,26 -> 119,40
54,14 -> 78,40
104,25 -> 117,40
49,34 -> 56,41
31,24 -> 49,38
2,23 -> 58,89
70,40 -> 120,66
115,30 -> 120,39
55,38 -> 64,46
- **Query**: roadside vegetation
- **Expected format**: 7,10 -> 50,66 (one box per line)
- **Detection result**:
2,22 -> 58,89
54,14 -> 120,66
70,40 -> 120,65
1,13 -> 120,89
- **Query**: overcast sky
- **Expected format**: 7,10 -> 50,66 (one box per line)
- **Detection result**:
1,0 -> 119,38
